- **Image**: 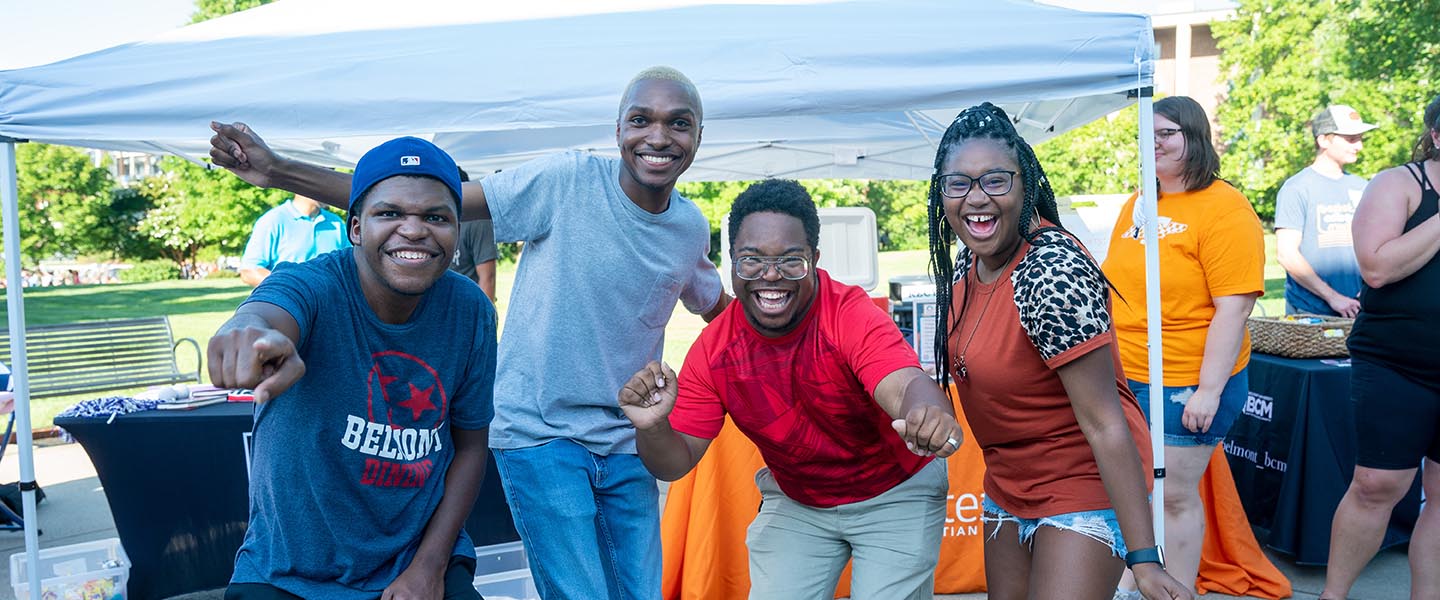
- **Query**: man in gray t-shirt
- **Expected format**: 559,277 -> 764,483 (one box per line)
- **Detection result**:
209,67 -> 730,599
1275,105 -> 1376,317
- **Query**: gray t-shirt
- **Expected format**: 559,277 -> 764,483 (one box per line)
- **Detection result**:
449,219 -> 497,284
481,151 -> 722,454
1274,166 -> 1366,315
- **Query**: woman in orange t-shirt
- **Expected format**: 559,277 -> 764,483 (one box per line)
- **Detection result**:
927,103 -> 1190,600
1102,96 -> 1265,596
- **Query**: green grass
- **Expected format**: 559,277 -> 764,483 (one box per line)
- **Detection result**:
4,238 -> 1287,428
0,279 -> 253,426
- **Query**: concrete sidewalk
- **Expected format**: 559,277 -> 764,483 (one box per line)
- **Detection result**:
0,439 -> 1414,599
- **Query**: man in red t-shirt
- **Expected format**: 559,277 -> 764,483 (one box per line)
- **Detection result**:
618,180 -> 963,599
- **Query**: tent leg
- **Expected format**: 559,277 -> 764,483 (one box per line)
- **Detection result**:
1137,95 -> 1165,546
1,141 -> 43,600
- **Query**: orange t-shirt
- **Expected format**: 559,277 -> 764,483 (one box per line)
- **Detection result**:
1102,180 -> 1265,386
949,228 -> 1152,519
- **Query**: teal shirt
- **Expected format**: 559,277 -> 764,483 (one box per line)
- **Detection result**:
240,200 -> 350,270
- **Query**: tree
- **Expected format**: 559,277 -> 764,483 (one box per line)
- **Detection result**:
133,157 -> 286,273
676,180 -> 753,263
97,186 -> 160,261
1212,0 -> 1440,220
1034,106 -> 1142,199
856,180 -> 929,252
191,0 -> 273,23
678,178 -> 931,263
13,143 -> 116,263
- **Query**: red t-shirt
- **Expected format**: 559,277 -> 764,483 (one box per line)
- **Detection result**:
669,269 -> 929,508
949,228 -> 1152,519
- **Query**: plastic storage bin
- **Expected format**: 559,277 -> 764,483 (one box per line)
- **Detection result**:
472,541 -> 537,600
11,537 -> 129,600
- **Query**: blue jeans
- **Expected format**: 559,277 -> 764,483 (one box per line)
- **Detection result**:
1128,366 -> 1248,447
493,440 -> 661,600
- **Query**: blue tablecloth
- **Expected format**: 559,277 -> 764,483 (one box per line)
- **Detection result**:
1225,353 -> 1421,565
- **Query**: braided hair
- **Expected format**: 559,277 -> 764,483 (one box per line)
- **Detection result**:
926,102 -> 1075,395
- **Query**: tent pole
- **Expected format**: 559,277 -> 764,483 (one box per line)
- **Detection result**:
1137,93 -> 1165,547
0,141 -> 42,600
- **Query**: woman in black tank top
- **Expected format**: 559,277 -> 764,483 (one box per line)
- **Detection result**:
1321,94 -> 1440,600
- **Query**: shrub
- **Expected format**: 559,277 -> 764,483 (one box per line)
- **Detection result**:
120,260 -> 181,283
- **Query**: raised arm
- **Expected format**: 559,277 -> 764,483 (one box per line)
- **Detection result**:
207,301 -> 304,403
618,361 -> 712,481
872,366 -> 963,458
209,121 -> 492,220
1352,167 -> 1440,288
384,426 -> 489,599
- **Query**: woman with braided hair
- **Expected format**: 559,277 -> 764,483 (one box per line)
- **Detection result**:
926,103 -> 1189,600
1102,96 -> 1264,597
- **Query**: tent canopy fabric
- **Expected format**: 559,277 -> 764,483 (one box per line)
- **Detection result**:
0,2 -> 1157,596
0,0 -> 1154,180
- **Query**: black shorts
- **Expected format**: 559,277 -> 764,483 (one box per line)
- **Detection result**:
1352,356 -> 1440,469
225,554 -> 481,600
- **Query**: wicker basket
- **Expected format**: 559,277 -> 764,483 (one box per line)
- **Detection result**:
1246,313 -> 1353,358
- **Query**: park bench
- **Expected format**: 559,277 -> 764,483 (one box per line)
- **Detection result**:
0,316 -> 201,530
0,316 -> 202,400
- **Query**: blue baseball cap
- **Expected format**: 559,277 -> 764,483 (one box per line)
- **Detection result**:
348,137 -> 463,216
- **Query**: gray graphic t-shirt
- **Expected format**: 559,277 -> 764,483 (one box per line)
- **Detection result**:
1275,166 -> 1366,315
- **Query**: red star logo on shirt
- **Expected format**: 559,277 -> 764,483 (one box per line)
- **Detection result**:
397,382 -> 436,421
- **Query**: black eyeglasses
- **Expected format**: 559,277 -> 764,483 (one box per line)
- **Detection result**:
735,256 -> 809,281
1155,128 -> 1183,141
935,170 -> 1017,199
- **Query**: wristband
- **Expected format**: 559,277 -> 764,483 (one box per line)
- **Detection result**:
1125,545 -> 1166,569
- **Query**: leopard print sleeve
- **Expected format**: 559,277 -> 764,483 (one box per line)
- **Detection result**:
1011,230 -> 1112,365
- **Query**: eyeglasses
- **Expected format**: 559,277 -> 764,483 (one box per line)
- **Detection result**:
735,255 -> 809,281
1155,128 -> 1183,141
935,170 -> 1017,199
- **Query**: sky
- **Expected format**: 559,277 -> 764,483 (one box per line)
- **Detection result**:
0,0 -> 1241,71
0,0 -> 196,70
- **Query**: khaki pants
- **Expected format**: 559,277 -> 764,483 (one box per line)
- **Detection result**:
746,459 -> 948,600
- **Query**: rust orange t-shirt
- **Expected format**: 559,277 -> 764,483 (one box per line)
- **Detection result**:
949,228 -> 1152,519
1102,181 -> 1265,386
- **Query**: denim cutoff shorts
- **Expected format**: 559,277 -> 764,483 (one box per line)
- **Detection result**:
1128,366 -> 1248,447
981,497 -> 1127,558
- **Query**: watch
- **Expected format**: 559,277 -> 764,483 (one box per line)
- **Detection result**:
1125,545 -> 1166,569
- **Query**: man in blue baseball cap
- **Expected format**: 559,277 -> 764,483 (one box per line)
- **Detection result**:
208,136 -> 496,599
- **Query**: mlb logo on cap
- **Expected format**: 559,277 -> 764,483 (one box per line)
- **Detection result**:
347,137 -> 463,216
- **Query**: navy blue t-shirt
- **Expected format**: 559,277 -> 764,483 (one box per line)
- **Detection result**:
230,249 -> 496,599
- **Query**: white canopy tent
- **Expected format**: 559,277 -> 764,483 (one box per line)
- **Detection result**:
0,0 -> 1165,594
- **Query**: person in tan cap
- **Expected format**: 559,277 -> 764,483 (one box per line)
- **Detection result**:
1274,105 -> 1378,317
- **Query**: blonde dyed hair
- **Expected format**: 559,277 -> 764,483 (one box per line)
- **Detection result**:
618,66 -> 703,121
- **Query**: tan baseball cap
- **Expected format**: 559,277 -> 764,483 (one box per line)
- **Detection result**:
1312,105 -> 1378,137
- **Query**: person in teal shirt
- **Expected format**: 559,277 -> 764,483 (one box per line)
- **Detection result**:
239,194 -> 350,286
